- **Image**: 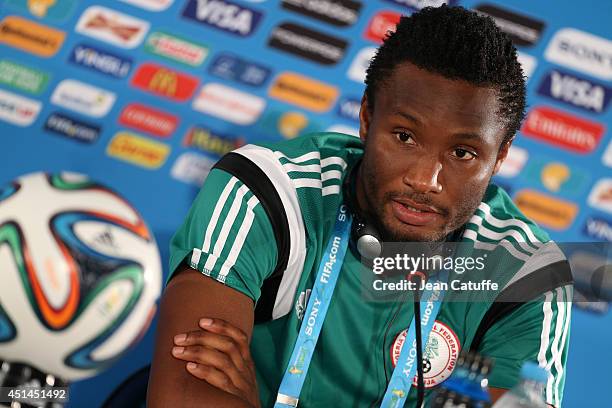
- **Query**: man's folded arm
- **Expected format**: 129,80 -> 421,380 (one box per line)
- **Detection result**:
146,166 -> 280,407
147,266 -> 255,407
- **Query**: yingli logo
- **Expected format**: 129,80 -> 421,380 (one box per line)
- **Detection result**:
131,62 -> 199,101
521,106 -> 605,154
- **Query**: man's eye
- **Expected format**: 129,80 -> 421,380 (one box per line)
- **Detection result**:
452,149 -> 476,160
395,132 -> 415,144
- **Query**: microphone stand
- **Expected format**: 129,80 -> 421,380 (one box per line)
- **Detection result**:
408,271 -> 426,408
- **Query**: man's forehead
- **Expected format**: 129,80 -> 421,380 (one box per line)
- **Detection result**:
378,63 -> 503,127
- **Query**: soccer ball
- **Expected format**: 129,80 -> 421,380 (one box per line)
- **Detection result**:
0,172 -> 162,381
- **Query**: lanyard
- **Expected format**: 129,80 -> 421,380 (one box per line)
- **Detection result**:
275,203 -> 352,408
274,203 -> 449,408
380,269 -> 448,408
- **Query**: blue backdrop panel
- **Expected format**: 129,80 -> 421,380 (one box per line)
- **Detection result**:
0,0 -> 610,407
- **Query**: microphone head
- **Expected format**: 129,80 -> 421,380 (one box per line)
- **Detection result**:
356,233 -> 382,260
591,264 -> 612,301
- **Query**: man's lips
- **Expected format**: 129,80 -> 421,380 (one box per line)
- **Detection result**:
393,197 -> 442,214
391,198 -> 443,227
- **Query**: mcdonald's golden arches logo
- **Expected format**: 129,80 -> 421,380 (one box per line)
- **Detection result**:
131,62 -> 199,101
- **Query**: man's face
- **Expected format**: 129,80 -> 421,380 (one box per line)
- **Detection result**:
358,62 -> 512,242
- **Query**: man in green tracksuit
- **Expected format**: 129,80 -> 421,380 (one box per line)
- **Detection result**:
148,6 -> 572,408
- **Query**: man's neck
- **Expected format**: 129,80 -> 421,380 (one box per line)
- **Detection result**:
354,161 -> 368,220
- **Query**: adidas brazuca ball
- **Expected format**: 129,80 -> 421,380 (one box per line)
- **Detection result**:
0,172 -> 162,381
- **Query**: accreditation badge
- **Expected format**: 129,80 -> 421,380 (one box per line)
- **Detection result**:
390,321 -> 460,388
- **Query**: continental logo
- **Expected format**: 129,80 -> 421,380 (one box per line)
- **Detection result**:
183,125 -> 245,157
545,28 -> 612,81
268,22 -> 348,65
364,10 -> 401,43
474,4 -> 545,47
145,31 -> 208,67
192,83 -> 265,125
0,59 -> 49,94
537,69 -> 611,114
181,0 -> 263,37
281,0 -> 362,28
0,15 -> 65,57
118,103 -> 179,138
521,106 -> 605,154
269,72 -> 338,112
107,132 -> 170,169
514,190 -> 578,230
131,62 -> 199,102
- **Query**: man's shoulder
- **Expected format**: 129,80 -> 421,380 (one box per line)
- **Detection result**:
462,183 -> 571,302
465,183 -> 551,245
255,131 -> 364,164
230,132 -> 363,223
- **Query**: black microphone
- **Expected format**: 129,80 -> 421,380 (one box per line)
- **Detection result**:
591,264 -> 612,301
408,271 -> 426,408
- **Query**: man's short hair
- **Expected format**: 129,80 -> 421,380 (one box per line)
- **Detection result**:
364,5 -> 526,145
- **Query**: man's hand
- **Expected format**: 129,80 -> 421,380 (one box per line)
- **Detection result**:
172,317 -> 260,408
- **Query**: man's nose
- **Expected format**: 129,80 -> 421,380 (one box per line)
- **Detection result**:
402,155 -> 443,194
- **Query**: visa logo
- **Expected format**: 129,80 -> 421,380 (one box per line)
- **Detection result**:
583,217 -> 612,242
538,69 -> 611,114
337,97 -> 360,122
182,0 -> 263,37
70,43 -> 132,79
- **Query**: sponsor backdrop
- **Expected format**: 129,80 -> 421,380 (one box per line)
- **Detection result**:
0,0 -> 610,406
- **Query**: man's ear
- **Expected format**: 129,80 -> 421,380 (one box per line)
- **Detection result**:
493,136 -> 515,175
359,94 -> 371,143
